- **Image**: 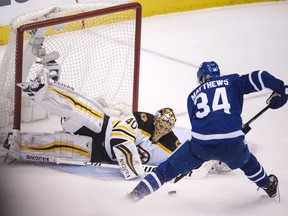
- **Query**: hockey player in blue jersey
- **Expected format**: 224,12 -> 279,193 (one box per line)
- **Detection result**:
127,61 -> 288,201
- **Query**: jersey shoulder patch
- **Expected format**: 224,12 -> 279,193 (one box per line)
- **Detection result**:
132,112 -> 154,135
157,132 -> 181,153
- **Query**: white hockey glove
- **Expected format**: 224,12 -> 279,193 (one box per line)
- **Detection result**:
113,141 -> 144,180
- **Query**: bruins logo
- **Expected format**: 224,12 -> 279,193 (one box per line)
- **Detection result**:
140,113 -> 147,122
137,145 -> 150,164
175,140 -> 181,147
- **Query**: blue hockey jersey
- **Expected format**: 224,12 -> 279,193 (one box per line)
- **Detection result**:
187,70 -> 284,145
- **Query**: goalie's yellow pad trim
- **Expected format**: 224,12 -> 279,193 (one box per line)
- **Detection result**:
48,87 -> 104,120
21,141 -> 90,158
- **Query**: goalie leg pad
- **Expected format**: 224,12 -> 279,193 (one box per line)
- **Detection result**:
38,82 -> 105,133
113,141 -> 144,180
12,131 -> 92,163
20,77 -> 106,134
19,78 -> 106,133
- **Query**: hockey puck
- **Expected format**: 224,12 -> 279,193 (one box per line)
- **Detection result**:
168,190 -> 177,195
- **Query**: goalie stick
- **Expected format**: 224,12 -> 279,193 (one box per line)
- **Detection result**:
55,158 -> 212,179
55,158 -> 156,173
173,99 -> 272,184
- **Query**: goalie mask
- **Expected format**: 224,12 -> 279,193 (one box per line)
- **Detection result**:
152,108 -> 176,142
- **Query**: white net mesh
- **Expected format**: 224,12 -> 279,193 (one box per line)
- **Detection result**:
0,1 -> 140,133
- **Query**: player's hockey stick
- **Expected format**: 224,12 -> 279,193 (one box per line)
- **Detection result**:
242,91 -> 278,134
176,160 -> 217,182
242,104 -> 270,134
174,100 -> 272,184
173,160 -> 216,183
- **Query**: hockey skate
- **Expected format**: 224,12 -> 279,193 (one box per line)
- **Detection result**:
261,174 -> 280,200
0,133 -> 10,160
17,81 -> 45,94
2,130 -> 21,163
126,192 -> 141,202
17,69 -> 49,102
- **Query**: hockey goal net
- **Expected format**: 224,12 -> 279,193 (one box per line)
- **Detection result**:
0,1 -> 141,134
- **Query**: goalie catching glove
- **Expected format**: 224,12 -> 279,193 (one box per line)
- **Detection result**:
113,141 -> 144,180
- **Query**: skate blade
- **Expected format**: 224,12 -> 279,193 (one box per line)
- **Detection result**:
275,184 -> 280,203
16,82 -> 29,90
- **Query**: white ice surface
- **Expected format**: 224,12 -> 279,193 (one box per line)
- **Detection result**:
1,1 -> 288,216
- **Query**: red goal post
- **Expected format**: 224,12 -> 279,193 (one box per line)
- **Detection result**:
0,2 -> 142,133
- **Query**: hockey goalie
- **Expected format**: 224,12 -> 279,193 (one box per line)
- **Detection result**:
6,72 -> 182,180
2,29 -> 184,180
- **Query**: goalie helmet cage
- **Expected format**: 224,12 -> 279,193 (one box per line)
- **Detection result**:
0,1 -> 141,133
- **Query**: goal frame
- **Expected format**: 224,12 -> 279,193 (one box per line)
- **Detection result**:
13,2 -> 142,130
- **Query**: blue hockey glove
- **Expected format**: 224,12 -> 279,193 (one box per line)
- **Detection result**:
267,85 -> 288,109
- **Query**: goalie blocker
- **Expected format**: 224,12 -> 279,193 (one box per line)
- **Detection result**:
113,141 -> 144,180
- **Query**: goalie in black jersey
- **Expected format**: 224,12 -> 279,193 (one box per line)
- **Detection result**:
2,29 -> 182,180
5,67 -> 182,180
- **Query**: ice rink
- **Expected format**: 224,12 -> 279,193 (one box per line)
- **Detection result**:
0,1 -> 288,216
